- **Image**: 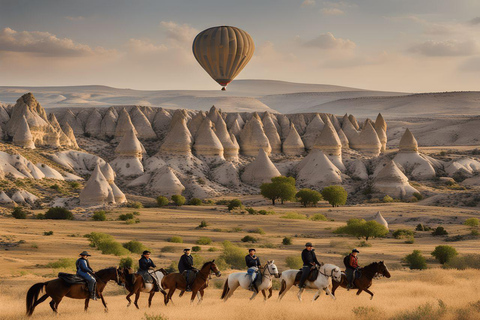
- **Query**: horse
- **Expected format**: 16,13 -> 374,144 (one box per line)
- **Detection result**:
161,260 -> 221,305
123,268 -> 168,309
26,267 -> 125,316
278,264 -> 342,302
331,261 -> 391,300
221,260 -> 280,302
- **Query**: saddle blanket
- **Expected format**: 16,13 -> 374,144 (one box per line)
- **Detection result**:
58,272 -> 87,285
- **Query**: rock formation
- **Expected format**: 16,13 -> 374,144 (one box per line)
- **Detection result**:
13,116 -> 35,149
79,164 -> 115,206
302,114 -> 325,150
312,118 -> 344,170
373,160 -> 419,198
111,127 -> 146,177
355,122 -> 382,156
159,117 -> 192,155
130,106 -> 157,139
283,123 -> 305,156
146,166 -> 185,197
115,108 -> 137,139
241,149 -> 281,186
214,117 -> 239,160
100,107 -> 118,138
239,114 -> 271,156
371,211 -> 388,230
193,118 -> 224,159
374,113 -> 387,152
262,114 -> 282,153
296,150 -> 342,187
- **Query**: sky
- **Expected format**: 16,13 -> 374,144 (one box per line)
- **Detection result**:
1,0 -> 480,92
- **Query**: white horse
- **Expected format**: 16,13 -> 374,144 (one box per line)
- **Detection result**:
278,264 -> 342,302
221,260 -> 280,301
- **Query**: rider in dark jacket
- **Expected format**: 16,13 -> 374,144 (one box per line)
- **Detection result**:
76,251 -> 97,300
178,248 -> 195,291
245,249 -> 261,292
298,243 -> 320,289
138,251 -> 159,292
346,249 -> 360,289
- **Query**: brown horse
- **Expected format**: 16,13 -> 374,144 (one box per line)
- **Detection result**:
161,260 -> 221,305
26,267 -> 125,316
331,261 -> 391,300
123,268 -> 168,308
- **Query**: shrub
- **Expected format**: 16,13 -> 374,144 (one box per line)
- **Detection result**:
86,232 -> 130,256
227,199 -> 242,211
444,254 -> 480,270
282,236 -> 293,245
296,188 -> 322,207
249,228 -> 265,235
161,246 -> 176,253
431,245 -> 458,264
258,210 -> 275,215
393,229 -> 415,239
156,196 -> 169,207
119,257 -> 134,269
45,258 -> 76,269
68,181 -> 80,189
432,226 -> 448,236
35,213 -> 45,220
391,300 -> 446,320
165,261 -> 177,273
118,213 -> 135,221
310,213 -> 327,221
196,237 -> 212,245
416,224 -> 432,231
281,212 -> 307,220
321,186 -> 348,207
168,236 -> 183,243
464,218 -> 479,227
192,246 -> 201,252
404,250 -> 427,270
123,240 -> 147,254
127,201 -> 143,209
218,241 -> 245,269
260,176 -> 297,205
285,256 -> 302,269
171,195 -> 185,206
413,192 -> 424,201
334,219 -> 388,240
50,184 -> 61,191
12,207 -> 28,219
43,231 -> 53,236
241,235 -> 257,243
92,211 -> 107,221
208,247 -> 218,252
45,207 -> 73,220
143,313 -> 169,320
358,240 -> 372,247
382,195 -> 394,203
405,237 -> 415,244
198,220 -> 208,228
189,198 -> 202,206
246,207 -> 257,215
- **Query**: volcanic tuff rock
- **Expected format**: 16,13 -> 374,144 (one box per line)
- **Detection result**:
241,149 -> 281,186
373,160 -> 419,198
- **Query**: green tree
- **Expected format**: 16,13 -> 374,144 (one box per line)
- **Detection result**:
227,199 -> 242,211
171,195 -> 185,206
45,207 -> 73,220
189,198 -> 202,206
296,188 -> 323,207
156,196 -> 169,207
260,176 -> 297,205
404,250 -> 427,270
431,245 -> 458,264
321,186 -> 348,207
334,219 -> 388,241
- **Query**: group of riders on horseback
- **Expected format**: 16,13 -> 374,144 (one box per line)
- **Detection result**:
75,243 -> 362,301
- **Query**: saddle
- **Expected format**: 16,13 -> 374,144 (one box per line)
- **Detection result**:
58,272 -> 87,286
254,272 -> 263,287
182,269 -> 198,287
137,270 -> 154,284
294,267 -> 319,284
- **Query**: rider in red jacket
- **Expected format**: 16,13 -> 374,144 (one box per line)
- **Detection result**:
346,249 -> 360,289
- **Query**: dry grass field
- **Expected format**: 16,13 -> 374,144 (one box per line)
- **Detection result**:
1,198 -> 479,319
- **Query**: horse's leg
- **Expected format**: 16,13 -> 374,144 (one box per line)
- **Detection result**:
224,282 -> 239,302
261,290 -> 267,302
249,290 -> 258,301
190,290 -> 197,305
84,299 -> 89,312
199,289 -> 205,304
148,292 -> 155,308
324,287 -> 336,300
165,288 -> 175,306
268,287 -> 273,299
331,281 -> 339,297
33,294 -> 49,309
356,289 -> 363,296
49,299 -> 56,313
312,289 -> 322,302
278,282 -> 293,301
297,288 -> 305,302
134,292 -> 141,309
363,288 -> 374,300
100,293 -> 108,312
126,291 -> 133,307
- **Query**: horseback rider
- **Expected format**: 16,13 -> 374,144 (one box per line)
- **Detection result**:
138,250 -> 160,292
76,251 -> 97,301
298,242 -> 320,289
346,249 -> 360,290
178,248 -> 195,291
245,248 -> 261,293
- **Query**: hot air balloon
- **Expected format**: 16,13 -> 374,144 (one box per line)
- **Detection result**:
193,26 -> 255,91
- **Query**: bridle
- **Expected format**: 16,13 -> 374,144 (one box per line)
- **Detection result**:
318,265 -> 340,281
261,262 -> 278,279
198,263 -> 221,281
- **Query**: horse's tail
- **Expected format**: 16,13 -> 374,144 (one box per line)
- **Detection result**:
220,278 -> 229,299
26,282 -> 46,316
278,279 -> 286,297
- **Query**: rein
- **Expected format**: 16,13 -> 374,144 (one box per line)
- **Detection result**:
318,266 -> 337,279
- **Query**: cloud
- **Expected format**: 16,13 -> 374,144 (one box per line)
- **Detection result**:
468,17 -> 480,25
321,8 -> 344,15
126,39 -> 168,55
303,32 -> 355,50
409,39 -> 478,57
301,0 -> 316,7
160,21 -> 198,44
65,16 -> 85,21
0,27 -> 114,57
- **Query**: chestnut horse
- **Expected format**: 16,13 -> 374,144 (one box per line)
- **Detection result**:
331,261 -> 391,300
123,268 -> 168,308
161,260 -> 221,305
26,267 -> 125,316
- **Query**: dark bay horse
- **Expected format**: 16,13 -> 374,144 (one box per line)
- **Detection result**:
161,260 -> 221,305
26,267 -> 125,316
331,261 -> 391,300
123,268 -> 168,309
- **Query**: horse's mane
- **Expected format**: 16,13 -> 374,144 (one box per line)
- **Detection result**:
200,261 -> 213,269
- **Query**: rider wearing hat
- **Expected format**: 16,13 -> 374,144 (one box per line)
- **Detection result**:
298,242 -> 320,289
245,248 -> 261,292
138,250 -> 160,292
346,249 -> 360,289
178,248 -> 195,291
76,251 -> 97,300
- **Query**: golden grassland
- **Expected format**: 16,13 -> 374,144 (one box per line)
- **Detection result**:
1,199 -> 479,319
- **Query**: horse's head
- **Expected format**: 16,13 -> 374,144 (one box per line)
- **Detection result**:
332,266 -> 342,282
322,264 -> 342,282
116,267 -> 126,286
208,260 -> 221,277
266,260 -> 280,278
378,261 -> 391,278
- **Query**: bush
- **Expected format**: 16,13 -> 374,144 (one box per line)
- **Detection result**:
171,195 -> 185,206
43,231 -> 53,236
358,240 -> 372,247
189,198 -> 202,206
143,313 -> 169,320
334,219 -> 389,240
68,181 -> 80,189
404,250 -> 427,270
218,241 -> 245,269
246,207 -> 257,215
45,207 -> 73,220
285,256 -> 303,269
227,199 -> 242,211
198,220 -> 208,228
241,235 -> 257,243
168,236 -> 183,243
118,213 -> 135,221
119,257 -> 134,269
310,213 -> 327,221
156,196 -> 169,207
165,261 -> 177,273
86,232 -> 130,256
282,236 -> 293,245
413,192 -> 424,201
12,207 -> 28,219
161,246 -> 176,253
464,218 -> 479,227
405,237 -> 415,244
249,228 -> 265,235
382,195 -> 394,203
35,213 -> 45,220
260,176 -> 297,205
45,258 -> 76,269
192,246 -> 201,252
281,212 -> 307,220
296,188 -> 322,207
444,254 -> 480,270
208,247 -> 218,252
321,186 -> 348,207
258,210 -> 275,215
393,229 -> 415,239
92,211 -> 107,221
127,201 -> 143,209
431,245 -> 458,264
196,237 -> 212,245
416,224 -> 432,231
123,240 -> 147,254
432,226 -> 448,236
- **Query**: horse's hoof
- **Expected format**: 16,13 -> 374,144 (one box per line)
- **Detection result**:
370,296 -> 374,300
104,309 -> 108,313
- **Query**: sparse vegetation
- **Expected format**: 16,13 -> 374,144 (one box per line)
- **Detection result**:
11,207 -> 28,219
196,237 -> 212,245
444,254 -> 480,270
45,258 -> 76,269
281,211 -> 307,220
285,256 -> 302,269
218,241 -> 245,269
249,227 -> 265,235
167,236 -> 183,243
156,196 -> 169,207
161,246 -> 176,253
296,188 -> 322,207
92,210 -> 107,221
334,219 -> 388,240
198,220 -> 208,228
432,226 -> 448,236
282,236 -> 293,245
227,199 -> 242,211
118,213 -> 135,221
464,218 -> 479,227
171,195 -> 186,206
192,246 -> 201,252
382,195 -> 394,203
127,201 -> 143,209
431,245 -> 458,264
241,235 -> 257,243
310,213 -> 327,221
260,176 -> 297,205
393,229 -> 415,239
45,207 -> 73,220
321,186 -> 348,207
119,257 -> 134,269
86,232 -> 130,256
189,198 -> 202,206
404,250 -> 427,270
123,240 -> 148,254
43,231 -> 53,236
